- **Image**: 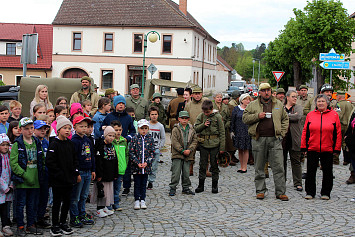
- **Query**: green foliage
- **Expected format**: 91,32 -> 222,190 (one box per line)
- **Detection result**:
0,81 -> 5,86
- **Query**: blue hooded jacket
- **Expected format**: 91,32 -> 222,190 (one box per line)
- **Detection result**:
71,134 -> 95,172
102,110 -> 136,142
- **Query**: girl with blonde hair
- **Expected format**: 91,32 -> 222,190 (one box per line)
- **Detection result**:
30,85 -> 53,117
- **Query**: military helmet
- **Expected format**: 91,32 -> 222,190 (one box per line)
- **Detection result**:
320,84 -> 333,93
231,90 -> 241,99
152,92 -> 163,100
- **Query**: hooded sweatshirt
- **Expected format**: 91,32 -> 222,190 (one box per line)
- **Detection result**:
71,134 -> 95,172
102,110 -> 136,142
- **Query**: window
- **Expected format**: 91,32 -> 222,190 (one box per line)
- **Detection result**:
197,38 -> 200,58
193,72 -> 196,84
194,37 -> 196,57
104,33 -> 113,51
213,76 -> 216,87
16,76 -> 23,86
73,33 -> 82,51
134,34 -> 143,53
196,71 -> 199,85
160,72 -> 172,94
102,70 -> 113,89
6,43 -> 16,55
162,35 -> 172,54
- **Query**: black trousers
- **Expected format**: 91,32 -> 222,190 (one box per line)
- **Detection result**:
305,151 -> 333,197
52,186 -> 73,226
0,202 -> 10,227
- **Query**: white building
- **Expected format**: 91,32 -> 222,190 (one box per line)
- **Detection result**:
52,0 -> 222,95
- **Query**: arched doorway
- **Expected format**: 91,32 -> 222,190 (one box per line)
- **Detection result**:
62,68 -> 89,78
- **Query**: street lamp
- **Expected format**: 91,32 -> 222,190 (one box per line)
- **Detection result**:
252,59 -> 255,81
257,59 -> 261,86
141,31 -> 160,97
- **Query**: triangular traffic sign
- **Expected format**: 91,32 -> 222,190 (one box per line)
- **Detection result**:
272,71 -> 285,82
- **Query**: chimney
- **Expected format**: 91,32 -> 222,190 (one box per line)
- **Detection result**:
179,0 -> 187,16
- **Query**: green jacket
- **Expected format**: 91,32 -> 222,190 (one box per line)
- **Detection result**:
213,101 -> 231,130
171,123 -> 198,161
338,100 -> 354,132
194,110 -> 226,150
149,102 -> 167,127
242,96 -> 289,140
125,96 -> 149,121
112,136 -> 128,175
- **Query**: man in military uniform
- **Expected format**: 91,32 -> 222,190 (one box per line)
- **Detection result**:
149,92 -> 167,127
167,88 -> 185,130
296,85 -> 312,127
70,76 -> 100,114
276,88 -> 286,102
125,84 -> 149,121
229,90 -> 240,108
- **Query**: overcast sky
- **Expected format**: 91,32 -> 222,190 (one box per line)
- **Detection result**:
0,0 -> 353,50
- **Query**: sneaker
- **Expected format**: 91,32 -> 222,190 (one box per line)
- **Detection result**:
134,200 -> 140,210
50,225 -> 63,236
182,188 -> 195,195
26,225 -> 43,235
112,204 -> 123,211
169,189 -> 176,196
69,216 -> 83,228
140,200 -> 147,209
147,182 -> 153,190
79,214 -> 95,225
36,218 -> 52,229
103,207 -> 114,216
122,188 -> 130,196
16,227 -> 26,237
321,195 -> 330,200
305,195 -> 314,200
2,226 -> 13,236
60,223 -> 74,235
96,209 -> 108,218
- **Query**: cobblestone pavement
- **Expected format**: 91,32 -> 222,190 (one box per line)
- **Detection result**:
37,133 -> 355,236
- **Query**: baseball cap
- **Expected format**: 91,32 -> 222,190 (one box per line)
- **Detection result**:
73,116 -> 93,127
130,84 -> 140,90
137,119 -> 149,128
179,111 -> 190,118
259,83 -> 271,91
0,133 -> 10,145
19,117 -> 34,128
34,120 -> 50,129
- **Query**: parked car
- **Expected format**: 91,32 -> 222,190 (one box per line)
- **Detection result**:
226,80 -> 246,95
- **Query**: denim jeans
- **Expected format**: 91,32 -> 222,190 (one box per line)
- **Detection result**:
113,175 -> 123,206
70,170 -> 91,218
123,160 -> 131,189
36,178 -> 49,220
133,174 -> 148,201
15,188 -> 40,227
148,149 -> 160,183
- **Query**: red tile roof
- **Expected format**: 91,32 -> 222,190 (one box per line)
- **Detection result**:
350,12 -> 355,18
217,55 -> 234,72
53,0 -> 218,43
0,23 -> 52,70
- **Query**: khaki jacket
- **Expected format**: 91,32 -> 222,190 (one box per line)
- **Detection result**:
184,97 -> 208,125
70,89 -> 100,114
167,95 -> 185,118
229,99 -> 239,107
194,110 -> 226,150
212,101 -> 231,130
297,94 -> 312,127
338,100 -> 353,132
171,123 -> 198,161
125,96 -> 149,121
285,104 -> 303,151
242,97 -> 289,140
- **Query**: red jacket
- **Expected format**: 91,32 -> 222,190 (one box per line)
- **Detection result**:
301,108 -> 341,153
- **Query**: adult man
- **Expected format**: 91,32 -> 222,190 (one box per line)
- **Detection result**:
125,84 -> 149,121
276,88 -> 285,102
337,91 -> 353,165
70,76 -> 100,114
167,88 -> 185,130
296,85 -> 312,127
243,83 -> 289,201
229,90 -> 240,107
105,88 -> 116,100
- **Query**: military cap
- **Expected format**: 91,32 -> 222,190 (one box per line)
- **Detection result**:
192,87 -> 203,93
259,83 -> 271,91
81,76 -> 92,83
130,84 -> 140,90
178,111 -> 190,118
105,88 -> 115,96
337,90 -> 346,95
299,85 -> 308,90
276,88 -> 285,94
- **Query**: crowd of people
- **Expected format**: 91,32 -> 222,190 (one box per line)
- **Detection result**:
0,75 -> 354,236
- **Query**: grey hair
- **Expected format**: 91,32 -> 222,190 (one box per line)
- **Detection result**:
213,92 -> 223,98
286,89 -> 297,97
315,94 -> 330,106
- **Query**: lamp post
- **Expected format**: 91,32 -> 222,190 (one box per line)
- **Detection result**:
257,59 -> 261,86
141,31 -> 160,97
252,59 -> 255,82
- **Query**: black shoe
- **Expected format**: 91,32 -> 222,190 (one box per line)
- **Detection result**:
37,219 -> 52,229
158,160 -> 164,163
147,182 -> 153,190
60,223 -> 74,235
122,188 -> 130,196
69,216 -> 83,228
169,189 -> 176,196
302,173 -> 307,179
195,179 -> 205,193
212,180 -> 218,194
50,225 -> 63,236
182,189 -> 195,195
26,225 -> 43,235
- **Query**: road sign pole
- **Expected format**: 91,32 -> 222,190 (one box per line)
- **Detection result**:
277,81 -> 279,89
330,69 -> 332,86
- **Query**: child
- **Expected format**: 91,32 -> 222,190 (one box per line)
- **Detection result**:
32,104 -> 46,121
10,117 -> 44,236
148,93 -> 167,127
0,134 -> 14,237
86,122 -> 95,146
147,106 -> 166,190
50,105 -> 68,137
70,116 -> 95,228
33,120 -> 51,229
0,106 -> 9,135
92,126 -> 117,218
111,120 -> 128,211
93,97 -> 111,139
194,100 -> 225,194
70,103 -> 84,121
46,115 -> 79,236
102,95 -> 136,196
8,100 -> 23,123
7,121 -> 20,148
82,100 -> 92,118
126,107 -> 138,132
47,109 -> 55,125
129,119 -> 155,210
169,111 -> 197,196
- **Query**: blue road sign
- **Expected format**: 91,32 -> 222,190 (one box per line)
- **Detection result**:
319,53 -> 345,61
319,61 -> 350,70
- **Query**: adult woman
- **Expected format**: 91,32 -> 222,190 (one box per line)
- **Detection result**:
301,94 -> 341,200
231,93 -> 252,173
283,90 -> 303,191
30,85 -> 53,117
